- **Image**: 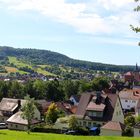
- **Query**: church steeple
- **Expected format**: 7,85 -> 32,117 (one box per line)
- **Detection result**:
135,63 -> 139,72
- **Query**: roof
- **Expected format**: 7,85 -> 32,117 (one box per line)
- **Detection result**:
0,98 -> 28,112
76,92 -> 118,122
7,111 -> 40,125
70,106 -> 77,114
76,93 -> 92,116
124,72 -> 133,76
0,98 -> 18,112
101,121 -> 125,131
119,90 -> 140,100
86,102 -> 105,111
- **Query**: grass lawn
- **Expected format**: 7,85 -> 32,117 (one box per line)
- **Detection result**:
0,130 -> 139,140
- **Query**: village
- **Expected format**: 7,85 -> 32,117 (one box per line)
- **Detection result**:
0,64 -> 140,137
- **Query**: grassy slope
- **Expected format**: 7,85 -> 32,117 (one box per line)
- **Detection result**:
0,130 -> 139,140
8,56 -> 55,76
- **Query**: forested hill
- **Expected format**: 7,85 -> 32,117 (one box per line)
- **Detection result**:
0,46 -> 135,72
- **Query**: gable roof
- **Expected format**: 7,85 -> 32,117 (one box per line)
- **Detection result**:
76,92 -> 118,122
76,93 -> 92,116
101,121 -> 125,131
0,98 -> 18,112
7,111 -> 39,125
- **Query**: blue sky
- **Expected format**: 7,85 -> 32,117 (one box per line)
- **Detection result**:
0,0 -> 139,65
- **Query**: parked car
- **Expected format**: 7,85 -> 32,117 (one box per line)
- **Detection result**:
64,130 -> 77,135
0,123 -> 7,129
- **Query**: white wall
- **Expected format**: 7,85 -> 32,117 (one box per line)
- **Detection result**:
134,128 -> 140,137
112,98 -> 124,123
100,129 -> 122,136
120,99 -> 138,110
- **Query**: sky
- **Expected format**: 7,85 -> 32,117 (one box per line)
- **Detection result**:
0,0 -> 139,65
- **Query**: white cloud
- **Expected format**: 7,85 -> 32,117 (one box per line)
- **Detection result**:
0,0 -> 138,36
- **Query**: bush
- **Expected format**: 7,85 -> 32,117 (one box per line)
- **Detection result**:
122,126 -> 134,137
77,127 -> 89,135
33,127 -> 63,134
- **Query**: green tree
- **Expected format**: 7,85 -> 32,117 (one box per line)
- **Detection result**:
9,81 -> 24,98
45,103 -> 59,125
33,80 -> 46,99
130,0 -> 140,45
68,115 -> 78,130
21,95 -> 36,134
124,115 -> 136,127
92,77 -> 109,91
63,80 -> 79,99
46,80 -> 64,101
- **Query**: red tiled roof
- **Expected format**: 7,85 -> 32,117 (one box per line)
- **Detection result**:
119,90 -> 140,100
101,121 -> 125,131
124,72 -> 133,76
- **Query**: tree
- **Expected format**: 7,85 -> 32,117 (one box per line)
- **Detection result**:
45,80 -> 64,101
124,115 -> 136,127
68,115 -> 78,130
21,95 -> 36,134
92,77 -> 109,91
45,103 -> 59,125
130,0 -> 140,45
63,80 -> 79,99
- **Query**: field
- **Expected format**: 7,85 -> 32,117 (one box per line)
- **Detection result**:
8,56 -> 55,76
0,130 -> 139,140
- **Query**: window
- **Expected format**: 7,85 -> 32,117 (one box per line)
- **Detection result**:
116,111 -> 118,116
83,121 -> 86,126
88,122 -> 91,127
127,105 -> 130,108
132,100 -> 136,103
139,130 -> 140,134
15,125 -> 18,128
125,100 -> 128,102
79,121 -> 82,126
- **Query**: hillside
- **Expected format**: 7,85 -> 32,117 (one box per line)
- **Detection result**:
0,46 -> 136,76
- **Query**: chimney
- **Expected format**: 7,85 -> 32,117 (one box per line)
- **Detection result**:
18,100 -> 21,108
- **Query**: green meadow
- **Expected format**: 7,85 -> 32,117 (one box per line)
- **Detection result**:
0,130 -> 139,140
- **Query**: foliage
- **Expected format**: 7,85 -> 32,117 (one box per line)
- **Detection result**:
21,95 -> 36,134
0,46 -> 137,72
45,103 -> 60,125
92,77 -> 109,91
124,115 -> 136,127
122,126 -> 134,137
130,0 -> 140,45
68,115 -> 78,130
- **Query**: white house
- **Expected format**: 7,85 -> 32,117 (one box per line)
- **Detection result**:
119,90 -> 140,111
76,92 -> 124,129
134,122 -> 140,137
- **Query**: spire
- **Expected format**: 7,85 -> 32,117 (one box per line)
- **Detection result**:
136,63 -> 139,72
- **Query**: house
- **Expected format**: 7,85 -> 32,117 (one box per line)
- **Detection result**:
0,98 -> 21,122
7,111 -> 40,131
100,121 -> 125,136
135,99 -> 140,116
119,89 -> 140,112
0,98 -> 41,124
69,95 -> 80,106
134,122 -> 140,137
76,92 -> 124,128
124,63 -> 140,83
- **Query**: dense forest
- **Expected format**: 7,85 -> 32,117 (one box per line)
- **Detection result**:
0,46 -> 136,72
